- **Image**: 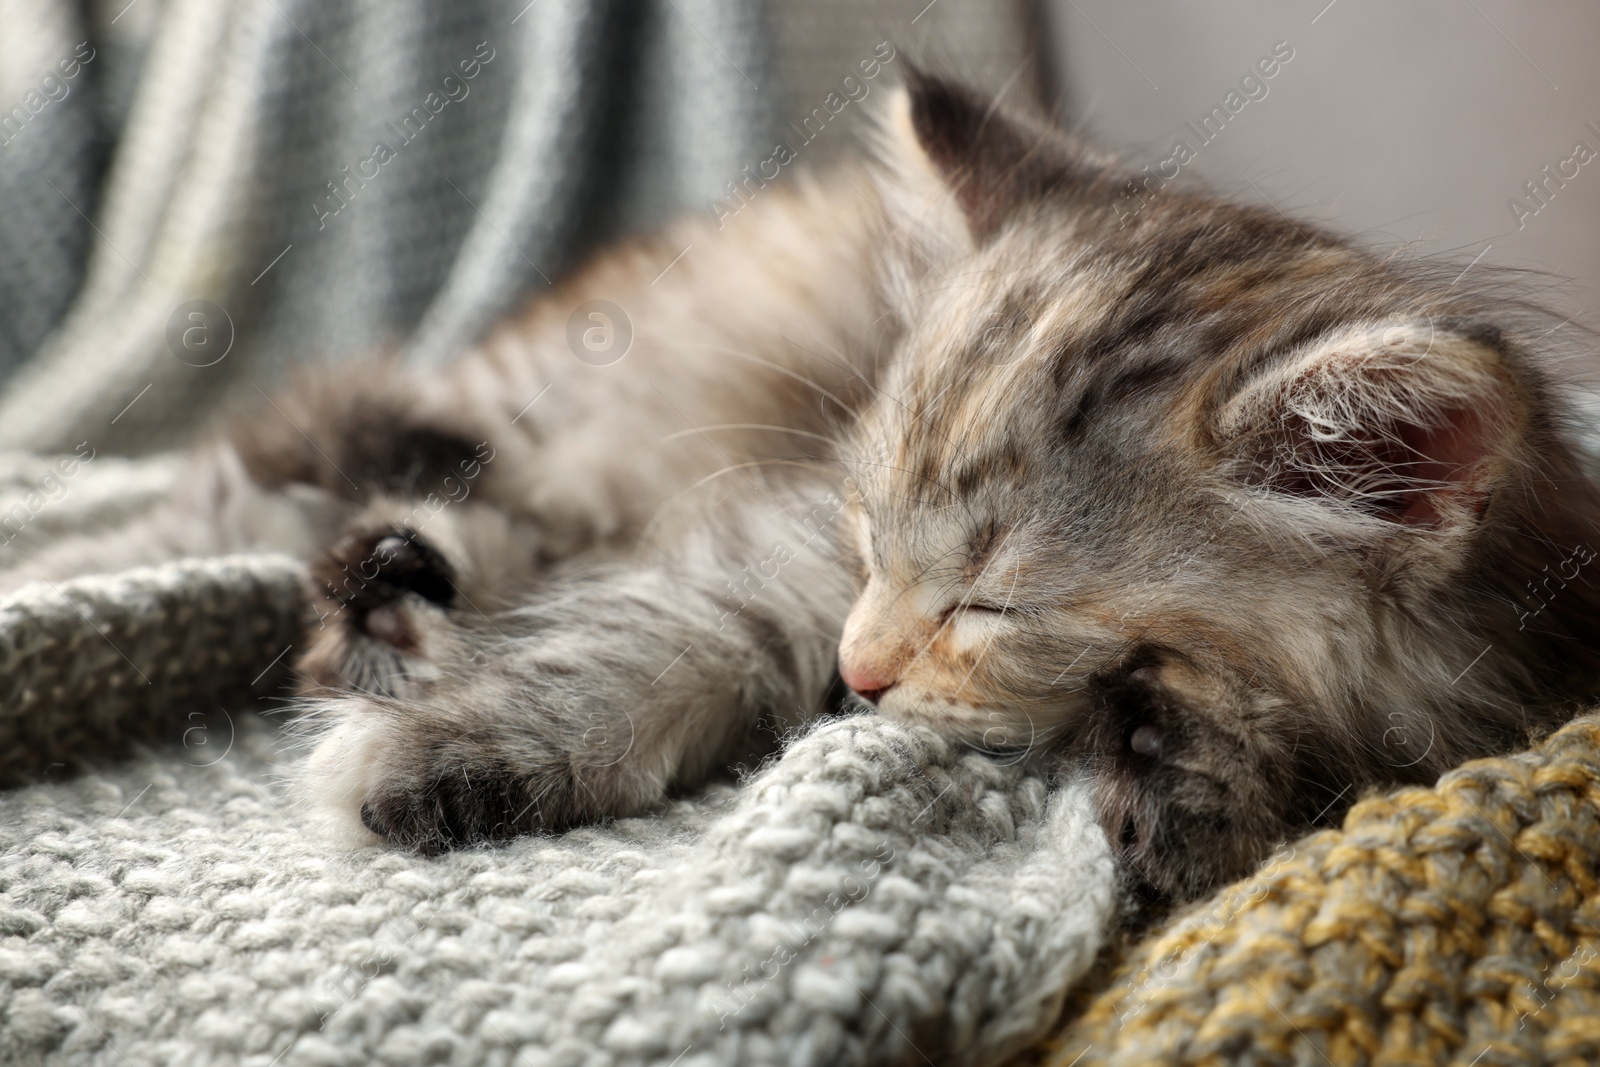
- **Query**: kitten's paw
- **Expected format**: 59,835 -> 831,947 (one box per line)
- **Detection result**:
298,526 -> 457,693
1085,653 -> 1303,904
303,695 -> 643,854
315,526 -> 455,648
354,743 -> 583,855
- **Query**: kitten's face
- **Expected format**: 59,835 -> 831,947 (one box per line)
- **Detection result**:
836,76 -> 1549,899
841,206 -> 1375,753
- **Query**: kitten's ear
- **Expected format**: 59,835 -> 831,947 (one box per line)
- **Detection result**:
875,70 -> 1074,259
1217,322 -> 1525,535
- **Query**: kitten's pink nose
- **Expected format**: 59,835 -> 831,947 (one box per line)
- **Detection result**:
840,658 -> 898,704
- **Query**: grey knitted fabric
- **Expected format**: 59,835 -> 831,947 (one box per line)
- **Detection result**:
0,0 -> 778,453
0,709 -> 1115,1067
0,454 -> 1120,1065
0,553 -> 304,785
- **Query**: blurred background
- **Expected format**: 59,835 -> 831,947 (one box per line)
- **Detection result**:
0,0 -> 1593,458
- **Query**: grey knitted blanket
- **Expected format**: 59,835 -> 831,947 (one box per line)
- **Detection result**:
0,0 -> 1038,456
0,455 -> 1119,1066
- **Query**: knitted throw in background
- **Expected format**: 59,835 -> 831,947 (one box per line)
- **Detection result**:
1048,713 -> 1600,1067
0,452 -> 1119,1066
0,0 -> 1039,456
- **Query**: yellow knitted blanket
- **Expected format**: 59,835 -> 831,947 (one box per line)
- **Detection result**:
1044,713 -> 1600,1066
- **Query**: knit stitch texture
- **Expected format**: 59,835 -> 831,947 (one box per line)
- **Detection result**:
0,553 -> 303,785
0,528 -> 1118,1065
1050,713 -> 1600,1067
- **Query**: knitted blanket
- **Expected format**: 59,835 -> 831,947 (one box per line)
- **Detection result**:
18,440 -> 1600,1067
0,463 -> 1118,1067
0,0 -> 1039,455
1045,712 -> 1600,1067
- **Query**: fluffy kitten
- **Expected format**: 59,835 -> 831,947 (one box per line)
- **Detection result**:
20,73 -> 1600,906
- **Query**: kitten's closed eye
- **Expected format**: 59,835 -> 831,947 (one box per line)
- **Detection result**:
944,602 -> 1008,617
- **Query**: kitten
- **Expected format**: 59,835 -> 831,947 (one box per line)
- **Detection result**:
20,73 -> 1600,906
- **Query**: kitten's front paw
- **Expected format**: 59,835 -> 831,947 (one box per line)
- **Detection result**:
1085,654 -> 1305,904
353,738 -> 583,855
303,694 -> 647,854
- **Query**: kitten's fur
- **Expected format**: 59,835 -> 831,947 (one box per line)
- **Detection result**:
19,74 -> 1600,905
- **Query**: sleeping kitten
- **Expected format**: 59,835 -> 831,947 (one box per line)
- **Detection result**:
23,73 -> 1600,905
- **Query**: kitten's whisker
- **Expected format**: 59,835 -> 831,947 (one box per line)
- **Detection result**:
685,344 -> 858,423
658,424 -> 838,447
636,457 -> 843,547
847,458 -> 960,501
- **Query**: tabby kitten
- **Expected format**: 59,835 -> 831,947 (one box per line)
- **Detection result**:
27,73 -> 1599,905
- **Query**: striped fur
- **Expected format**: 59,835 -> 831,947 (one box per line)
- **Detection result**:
843,74 -> 1600,902
35,74 -> 1595,905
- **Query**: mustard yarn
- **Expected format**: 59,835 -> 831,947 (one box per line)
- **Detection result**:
1050,714 -> 1600,1066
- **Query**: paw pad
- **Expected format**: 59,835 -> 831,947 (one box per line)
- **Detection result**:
312,528 -> 456,651
368,532 -> 455,606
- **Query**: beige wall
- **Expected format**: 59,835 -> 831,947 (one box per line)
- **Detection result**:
1043,0 -> 1600,325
